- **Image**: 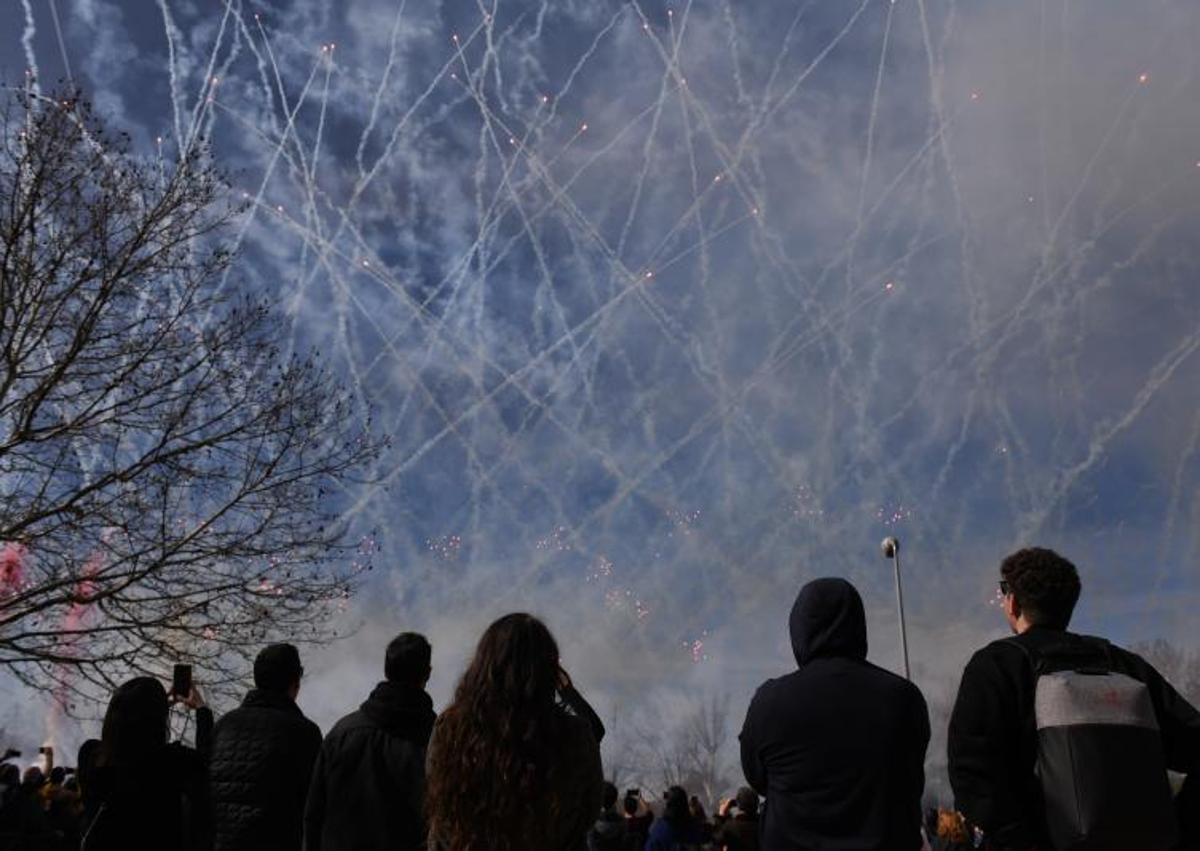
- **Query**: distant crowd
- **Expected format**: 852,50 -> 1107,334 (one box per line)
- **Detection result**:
0,546 -> 1197,851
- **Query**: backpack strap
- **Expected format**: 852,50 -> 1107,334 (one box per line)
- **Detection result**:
1004,634 -> 1114,677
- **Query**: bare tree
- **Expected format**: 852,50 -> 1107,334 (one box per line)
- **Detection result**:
622,692 -> 736,809
0,88 -> 378,708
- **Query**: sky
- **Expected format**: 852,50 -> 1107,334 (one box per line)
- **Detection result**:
1,0 -> 1199,795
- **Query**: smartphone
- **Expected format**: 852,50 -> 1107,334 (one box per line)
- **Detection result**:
171,663 -> 193,699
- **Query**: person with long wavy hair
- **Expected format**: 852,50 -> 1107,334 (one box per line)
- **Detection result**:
425,613 -> 604,851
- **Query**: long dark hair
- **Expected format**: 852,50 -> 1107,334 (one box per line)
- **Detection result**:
664,786 -> 692,829
426,613 -> 567,850
97,677 -> 169,768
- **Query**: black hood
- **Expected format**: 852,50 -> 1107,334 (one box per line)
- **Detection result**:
789,577 -> 868,666
360,681 -> 436,740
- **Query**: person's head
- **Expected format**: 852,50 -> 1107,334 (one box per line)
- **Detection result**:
0,763 -> 18,787
48,766 -> 65,785
789,577 -> 868,666
22,766 -> 44,787
385,632 -> 432,687
735,787 -> 759,817
99,677 -> 169,767
998,548 -> 1081,633
425,613 -> 565,851
601,781 -> 619,812
76,739 -> 100,793
689,795 -> 707,821
937,809 -> 970,843
622,791 -> 641,817
254,643 -> 304,699
663,786 -> 691,828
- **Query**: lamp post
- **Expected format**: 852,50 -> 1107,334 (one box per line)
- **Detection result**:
881,536 -> 911,680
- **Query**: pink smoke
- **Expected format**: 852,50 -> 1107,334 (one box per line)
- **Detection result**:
46,548 -> 104,752
0,542 -> 28,597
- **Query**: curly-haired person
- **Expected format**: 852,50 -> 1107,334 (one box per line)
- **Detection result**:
948,547 -> 1200,851
424,613 -> 604,851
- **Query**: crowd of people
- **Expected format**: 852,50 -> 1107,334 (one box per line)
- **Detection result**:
0,546 -> 1197,851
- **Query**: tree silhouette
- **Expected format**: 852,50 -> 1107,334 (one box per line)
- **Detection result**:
0,88 -> 379,708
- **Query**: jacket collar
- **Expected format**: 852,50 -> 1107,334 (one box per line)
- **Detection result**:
360,681 -> 435,737
241,688 -> 303,715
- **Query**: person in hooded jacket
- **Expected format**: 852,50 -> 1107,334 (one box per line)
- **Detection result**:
303,632 -> 436,851
80,676 -> 212,851
208,643 -> 322,851
587,782 -> 628,851
739,577 -> 930,851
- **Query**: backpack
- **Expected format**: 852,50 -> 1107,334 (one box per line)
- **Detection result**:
1014,637 -> 1178,851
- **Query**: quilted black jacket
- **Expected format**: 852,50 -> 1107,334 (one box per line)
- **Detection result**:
208,689 -> 322,851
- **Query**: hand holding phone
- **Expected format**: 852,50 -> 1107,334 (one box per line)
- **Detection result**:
171,664 -> 193,700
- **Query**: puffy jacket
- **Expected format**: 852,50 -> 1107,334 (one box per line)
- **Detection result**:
739,578 -> 930,851
304,681 -> 436,851
209,689 -> 322,851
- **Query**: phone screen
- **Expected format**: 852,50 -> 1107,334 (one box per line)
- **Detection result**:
172,664 -> 193,698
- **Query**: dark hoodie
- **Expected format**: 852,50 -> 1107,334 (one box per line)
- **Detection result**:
739,578 -> 930,851
303,681 -> 436,851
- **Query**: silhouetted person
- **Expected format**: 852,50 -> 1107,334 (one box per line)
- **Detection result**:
304,633 -> 436,851
713,787 -> 759,851
587,782 -> 628,851
80,676 -> 211,851
622,791 -> 654,851
739,577 -> 930,850
948,548 -> 1200,851
209,643 -> 321,851
645,786 -> 706,851
0,761 -> 54,850
425,613 -> 604,851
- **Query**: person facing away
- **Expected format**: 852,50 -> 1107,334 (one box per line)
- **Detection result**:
303,632 -> 436,851
80,676 -> 212,851
587,782 -> 628,851
947,547 -> 1200,851
622,791 -> 654,851
739,577 -> 931,851
645,786 -> 707,851
712,787 -> 760,851
425,612 -> 605,851
209,643 -> 322,851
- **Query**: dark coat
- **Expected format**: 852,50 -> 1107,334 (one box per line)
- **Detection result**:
304,682 -> 436,851
739,578 -> 930,851
587,809 -> 628,851
712,813 -> 758,851
947,626 -> 1200,851
209,688 -> 322,851
81,708 -> 213,851
644,817 -> 706,851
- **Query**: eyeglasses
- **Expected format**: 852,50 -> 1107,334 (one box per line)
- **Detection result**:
998,579 -> 1011,596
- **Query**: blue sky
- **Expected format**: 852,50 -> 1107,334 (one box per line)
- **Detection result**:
2,0 -> 1198,780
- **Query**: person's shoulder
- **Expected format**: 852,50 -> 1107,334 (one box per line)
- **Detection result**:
963,634 -> 1030,670
326,708 -> 371,738
749,670 -> 798,701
